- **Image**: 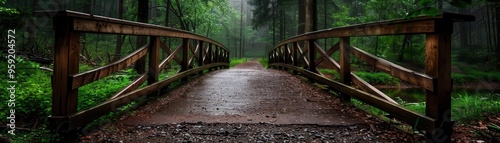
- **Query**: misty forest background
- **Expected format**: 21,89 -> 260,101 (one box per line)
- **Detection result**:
1,0 -> 500,142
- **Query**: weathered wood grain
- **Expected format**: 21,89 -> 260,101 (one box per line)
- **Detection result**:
349,45 -> 435,92
68,63 -> 228,130
70,45 -> 149,90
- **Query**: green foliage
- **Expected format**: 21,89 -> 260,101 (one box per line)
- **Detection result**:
77,70 -> 137,110
9,125 -> 60,143
0,57 -> 52,123
355,72 -> 399,85
259,58 -> 268,68
404,92 -> 500,122
318,69 -> 340,80
229,58 -> 246,68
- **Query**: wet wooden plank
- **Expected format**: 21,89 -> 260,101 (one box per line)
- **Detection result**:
269,63 -> 436,133
67,63 -> 228,130
70,45 -> 149,90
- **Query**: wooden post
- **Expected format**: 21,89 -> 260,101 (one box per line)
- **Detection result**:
293,42 -> 298,74
285,44 -> 289,65
308,40 -> 316,72
181,38 -> 189,81
339,37 -> 351,103
148,36 -> 160,84
51,17 -> 79,134
425,19 -> 453,143
198,41 -> 204,74
207,43 -> 213,71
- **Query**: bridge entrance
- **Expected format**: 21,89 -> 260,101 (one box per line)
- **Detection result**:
79,60 -> 416,142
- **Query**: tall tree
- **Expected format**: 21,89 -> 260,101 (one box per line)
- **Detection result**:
113,0 -> 124,61
135,0 -> 149,74
497,4 -> 500,68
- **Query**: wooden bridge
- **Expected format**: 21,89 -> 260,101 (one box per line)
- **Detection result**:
37,10 -> 473,142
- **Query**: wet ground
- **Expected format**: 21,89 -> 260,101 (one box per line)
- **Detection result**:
79,59 -> 421,142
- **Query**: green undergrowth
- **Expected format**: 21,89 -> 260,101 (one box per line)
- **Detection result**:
451,69 -> 500,84
0,57 -> 157,142
229,58 -> 246,68
318,68 -> 398,85
259,58 -> 269,68
352,91 -> 500,124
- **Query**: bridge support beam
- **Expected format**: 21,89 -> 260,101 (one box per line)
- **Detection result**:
181,38 -> 189,81
292,42 -> 298,74
307,40 -> 316,73
425,19 -> 453,143
148,36 -> 160,84
51,16 -> 80,139
339,37 -> 351,103
198,41 -> 204,74
207,43 -> 213,71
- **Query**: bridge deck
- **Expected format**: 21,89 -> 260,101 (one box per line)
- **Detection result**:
80,60 -> 418,142
123,60 -> 364,125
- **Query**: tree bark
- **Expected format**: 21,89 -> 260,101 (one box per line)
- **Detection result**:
399,35 -> 411,62
298,0 -> 305,35
304,0 -> 317,32
113,0 -> 124,62
135,0 -> 149,74
496,5 -> 500,67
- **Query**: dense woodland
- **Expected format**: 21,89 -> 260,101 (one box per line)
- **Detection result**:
1,0 -> 500,142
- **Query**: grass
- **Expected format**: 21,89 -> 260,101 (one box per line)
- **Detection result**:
259,58 -> 269,68
354,91 -> 500,124
318,68 -> 398,85
0,57 -> 157,142
229,58 -> 246,68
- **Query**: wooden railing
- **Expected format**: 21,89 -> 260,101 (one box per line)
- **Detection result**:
36,10 -> 229,132
268,13 -> 474,142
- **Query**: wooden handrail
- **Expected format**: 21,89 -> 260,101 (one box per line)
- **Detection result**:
40,10 -> 230,134
34,10 -> 229,52
269,13 -> 474,142
70,45 -> 149,90
270,13 -> 473,52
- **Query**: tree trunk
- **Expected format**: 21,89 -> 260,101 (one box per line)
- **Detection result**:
272,1 -> 276,45
240,0 -> 243,58
113,0 -> 124,62
135,0 -> 149,74
459,9 -> 469,54
496,5 -> 500,67
81,0 -> 91,56
298,0 -> 305,35
399,35 -> 411,62
305,0 -> 317,32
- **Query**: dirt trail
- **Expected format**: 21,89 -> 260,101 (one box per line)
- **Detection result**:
79,59 -> 419,142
